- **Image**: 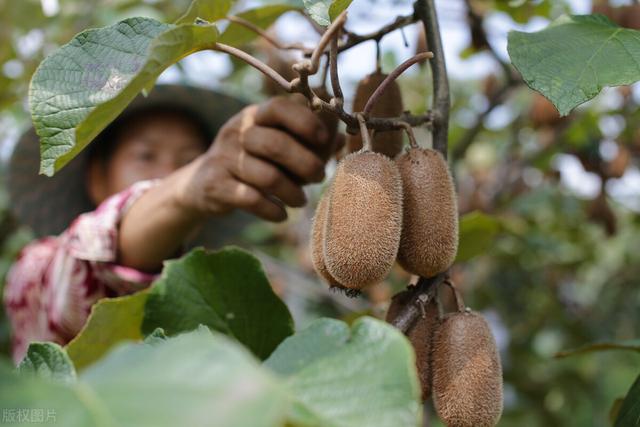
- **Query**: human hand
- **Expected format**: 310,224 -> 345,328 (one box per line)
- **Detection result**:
174,97 -> 333,222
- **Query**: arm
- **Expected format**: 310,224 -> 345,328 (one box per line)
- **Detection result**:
118,97 -> 331,272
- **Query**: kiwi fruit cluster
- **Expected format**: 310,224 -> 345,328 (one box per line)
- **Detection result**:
386,286 -> 503,426
310,145 -> 457,292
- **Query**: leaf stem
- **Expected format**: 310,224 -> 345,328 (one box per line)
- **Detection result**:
226,16 -> 313,54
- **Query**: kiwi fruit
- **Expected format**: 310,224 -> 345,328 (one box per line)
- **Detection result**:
324,151 -> 403,290
310,189 -> 341,286
432,311 -> 503,427
385,290 -> 439,400
396,148 -> 458,278
347,71 -> 404,158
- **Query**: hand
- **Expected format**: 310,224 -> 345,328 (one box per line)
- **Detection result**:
174,97 -> 332,222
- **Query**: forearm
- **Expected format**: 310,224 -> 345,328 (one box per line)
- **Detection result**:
117,165 -> 206,272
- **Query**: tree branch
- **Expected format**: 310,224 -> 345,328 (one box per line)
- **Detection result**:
416,0 -> 450,158
226,15 -> 313,55
339,14 -> 417,53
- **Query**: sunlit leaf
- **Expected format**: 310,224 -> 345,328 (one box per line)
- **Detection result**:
219,5 -> 298,46
176,0 -> 234,24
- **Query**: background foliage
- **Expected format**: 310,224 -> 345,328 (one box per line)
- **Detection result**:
0,0 -> 640,426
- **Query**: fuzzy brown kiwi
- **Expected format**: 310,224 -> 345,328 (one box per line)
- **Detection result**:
529,93 -> 562,128
385,290 -> 439,400
310,189 -> 341,286
432,311 -> 503,427
324,151 -> 403,290
396,148 -> 458,278
347,72 -> 404,158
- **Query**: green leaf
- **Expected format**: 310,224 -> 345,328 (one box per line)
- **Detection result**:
456,211 -> 501,262
17,342 -> 76,384
555,339 -> 640,358
303,0 -> 331,26
81,327 -> 288,427
142,247 -> 294,360
615,374 -> 640,427
328,0 -> 352,21
266,317 -> 422,427
66,290 -> 149,371
30,17 -> 219,176
176,0 -> 234,24
218,5 -> 298,46
508,14 -> 640,116
0,360 -> 101,427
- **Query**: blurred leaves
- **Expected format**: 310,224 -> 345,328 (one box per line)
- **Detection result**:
456,211 -> 501,262
18,342 -> 76,384
614,374 -> 640,427
175,0 -> 233,24
556,340 -> 640,358
219,4 -> 298,46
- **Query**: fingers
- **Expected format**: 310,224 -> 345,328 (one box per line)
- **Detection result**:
242,126 -> 325,183
254,97 -> 329,149
229,151 -> 307,208
223,180 -> 288,222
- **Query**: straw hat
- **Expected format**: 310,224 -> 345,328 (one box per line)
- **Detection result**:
8,84 -> 253,242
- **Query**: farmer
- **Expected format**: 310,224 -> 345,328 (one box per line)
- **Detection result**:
4,84 -> 335,362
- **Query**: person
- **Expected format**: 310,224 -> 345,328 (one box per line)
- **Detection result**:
4,84 -> 336,362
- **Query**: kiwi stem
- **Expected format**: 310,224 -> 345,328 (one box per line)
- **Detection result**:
356,113 -> 373,151
362,52 -> 433,116
226,16 -> 313,55
213,43 -> 293,91
329,34 -> 344,103
400,122 -> 420,148
444,278 -> 466,312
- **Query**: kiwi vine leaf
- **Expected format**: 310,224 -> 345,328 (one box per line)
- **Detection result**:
17,342 -> 76,384
508,14 -> 640,116
2,320 -> 420,427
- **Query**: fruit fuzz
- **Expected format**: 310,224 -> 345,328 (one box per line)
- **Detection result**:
396,147 -> 458,277
386,289 -> 439,400
310,188 -> 341,287
347,71 -> 404,158
432,311 -> 503,427
323,151 -> 403,290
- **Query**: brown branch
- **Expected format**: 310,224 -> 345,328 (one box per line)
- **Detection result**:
213,43 -> 293,92
338,14 -> 417,53
390,273 -> 447,333
362,52 -> 433,115
308,11 -> 348,74
416,0 -> 450,158
226,15 -> 313,54
329,34 -> 344,104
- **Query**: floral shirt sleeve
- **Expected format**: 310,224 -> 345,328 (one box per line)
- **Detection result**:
3,180 -> 159,363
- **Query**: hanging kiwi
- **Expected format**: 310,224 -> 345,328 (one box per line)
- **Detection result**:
432,310 -> 503,427
386,289 -> 439,400
310,188 -> 342,286
347,71 -> 404,158
529,93 -> 562,128
396,147 -> 458,278
323,151 -> 403,290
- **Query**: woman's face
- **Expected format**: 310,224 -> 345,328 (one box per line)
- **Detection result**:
88,111 -> 207,204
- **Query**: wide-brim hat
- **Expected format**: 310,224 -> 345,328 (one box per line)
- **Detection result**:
8,84 -> 250,240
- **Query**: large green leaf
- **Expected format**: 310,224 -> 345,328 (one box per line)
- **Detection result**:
218,5 -> 299,46
81,327 -> 288,427
176,0 -> 234,24
30,17 -> 219,176
66,290 -> 149,371
615,374 -> 640,427
142,247 -> 294,360
17,342 -> 76,384
508,14 -> 640,116
456,211 -> 501,262
302,0 -> 351,26
555,339 -> 640,358
0,361 -> 101,427
266,317 -> 422,427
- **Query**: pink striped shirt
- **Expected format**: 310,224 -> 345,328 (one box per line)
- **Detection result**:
3,180 -> 158,363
